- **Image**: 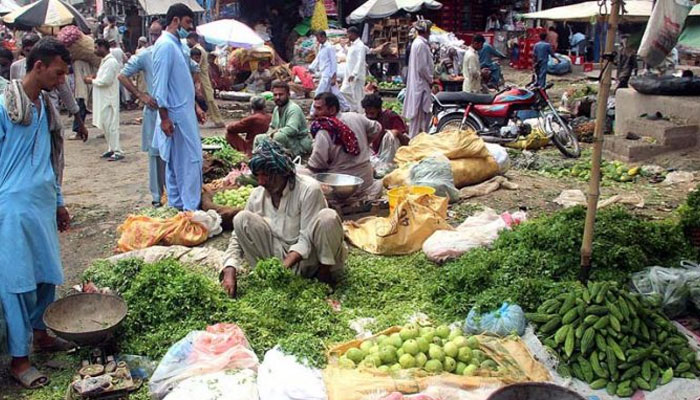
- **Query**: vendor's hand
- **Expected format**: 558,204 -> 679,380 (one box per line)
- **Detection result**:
161,118 -> 174,136
283,251 -> 303,269
57,206 -> 70,232
139,93 -> 158,109
75,119 -> 89,142
84,75 -> 94,84
221,267 -> 237,298
196,106 -> 207,124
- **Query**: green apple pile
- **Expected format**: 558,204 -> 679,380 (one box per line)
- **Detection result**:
338,324 -> 499,375
213,185 -> 254,208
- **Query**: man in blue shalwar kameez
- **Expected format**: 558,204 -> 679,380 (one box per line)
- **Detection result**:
152,3 -> 206,211
0,37 -> 75,389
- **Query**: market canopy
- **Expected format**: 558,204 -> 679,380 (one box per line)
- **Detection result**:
523,0 -> 700,22
348,0 -> 443,24
196,19 -> 264,49
136,0 -> 203,16
0,0 -> 19,15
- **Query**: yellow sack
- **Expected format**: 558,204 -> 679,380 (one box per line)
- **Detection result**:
505,128 -> 549,150
451,157 -> 501,188
344,194 -> 452,255
311,0 -> 329,31
325,327 -> 550,400
394,129 -> 492,166
383,158 -> 501,189
117,212 -> 209,253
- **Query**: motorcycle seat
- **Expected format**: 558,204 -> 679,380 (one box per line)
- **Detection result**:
436,91 -> 495,105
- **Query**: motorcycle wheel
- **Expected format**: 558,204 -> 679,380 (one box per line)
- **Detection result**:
545,113 -> 581,158
436,114 -> 481,133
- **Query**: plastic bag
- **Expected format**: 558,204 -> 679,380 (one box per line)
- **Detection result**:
423,208 -> 526,263
164,369 -> 258,400
116,212 -> 214,253
371,133 -> 400,178
631,266 -> 691,318
684,261 -> 700,311
258,348 -> 327,400
409,155 -> 460,202
465,303 -> 527,337
149,323 -> 259,399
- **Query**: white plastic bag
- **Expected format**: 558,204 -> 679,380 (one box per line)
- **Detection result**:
638,0 -> 694,67
631,266 -> 690,318
409,154 -> 460,202
257,347 -> 327,400
484,143 -> 510,173
371,133 -> 400,178
164,369 -> 258,400
149,323 -> 259,399
191,210 -> 223,238
422,208 -> 526,263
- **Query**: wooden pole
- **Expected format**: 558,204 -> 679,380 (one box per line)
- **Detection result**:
579,0 -> 622,282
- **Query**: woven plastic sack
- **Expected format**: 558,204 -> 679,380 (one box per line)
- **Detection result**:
465,303 -> 527,337
638,0 -> 693,67
150,323 -> 259,399
631,266 -> 689,318
409,155 -> 460,202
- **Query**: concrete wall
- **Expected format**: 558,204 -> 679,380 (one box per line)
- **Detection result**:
615,88 -> 700,136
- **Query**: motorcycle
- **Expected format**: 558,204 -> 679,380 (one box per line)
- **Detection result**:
428,77 -> 581,158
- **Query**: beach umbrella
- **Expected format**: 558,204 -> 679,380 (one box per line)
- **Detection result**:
196,19 -> 264,49
3,0 -> 90,33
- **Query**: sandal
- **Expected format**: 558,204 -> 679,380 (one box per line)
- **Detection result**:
11,366 -> 49,389
34,336 -> 76,353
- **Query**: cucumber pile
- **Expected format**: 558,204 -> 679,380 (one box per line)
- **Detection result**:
528,281 -> 699,397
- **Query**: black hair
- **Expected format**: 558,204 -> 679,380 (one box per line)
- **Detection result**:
271,80 -> 290,93
166,3 -> 195,26
187,32 -> 198,40
0,47 -> 12,61
26,37 -> 71,73
314,92 -> 340,113
347,26 -> 360,36
190,47 -> 201,56
95,38 -> 110,50
473,34 -> 485,44
315,30 -> 326,38
361,93 -> 383,109
22,33 -> 40,49
539,32 -> 547,41
107,15 -> 116,23
549,26 -> 556,31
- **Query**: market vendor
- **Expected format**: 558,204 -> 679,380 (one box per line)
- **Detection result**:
255,80 -> 312,158
220,140 -> 346,297
225,95 -> 271,156
0,37 -> 76,390
361,93 -> 410,157
308,92 -> 383,202
308,30 -> 349,114
244,61 -> 272,94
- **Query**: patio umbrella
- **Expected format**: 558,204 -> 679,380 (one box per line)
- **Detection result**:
196,19 -> 264,49
348,0 -> 443,24
3,0 -> 90,33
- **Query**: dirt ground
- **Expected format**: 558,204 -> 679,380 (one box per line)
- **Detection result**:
2,67 -> 700,396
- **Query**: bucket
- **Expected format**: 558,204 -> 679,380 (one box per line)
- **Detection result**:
387,185 -> 436,213
486,383 -> 585,400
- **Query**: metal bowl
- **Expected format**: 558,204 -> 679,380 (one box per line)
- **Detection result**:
43,293 -> 128,346
315,173 -> 364,200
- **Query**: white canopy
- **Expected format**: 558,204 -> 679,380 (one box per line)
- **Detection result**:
522,0 -> 700,22
348,0 -> 442,24
196,19 -> 264,49
0,0 -> 19,15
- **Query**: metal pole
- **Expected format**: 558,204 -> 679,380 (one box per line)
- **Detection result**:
579,0 -> 622,282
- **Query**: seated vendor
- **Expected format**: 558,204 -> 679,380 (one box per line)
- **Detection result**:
255,80 -> 312,158
245,62 -> 272,93
361,93 -> 410,155
226,95 -> 271,156
220,140 -> 347,297
308,92 -> 384,202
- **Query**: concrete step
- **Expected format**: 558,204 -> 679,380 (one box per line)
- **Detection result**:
602,135 -> 690,163
618,118 -> 698,145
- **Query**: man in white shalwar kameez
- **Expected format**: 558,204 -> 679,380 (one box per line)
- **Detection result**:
309,30 -> 349,115
341,26 -> 366,113
87,39 -> 122,160
403,20 -> 434,138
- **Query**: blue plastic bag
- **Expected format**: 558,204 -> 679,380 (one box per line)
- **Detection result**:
464,302 -> 526,337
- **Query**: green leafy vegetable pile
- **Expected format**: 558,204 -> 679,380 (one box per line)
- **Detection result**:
202,136 -> 248,168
